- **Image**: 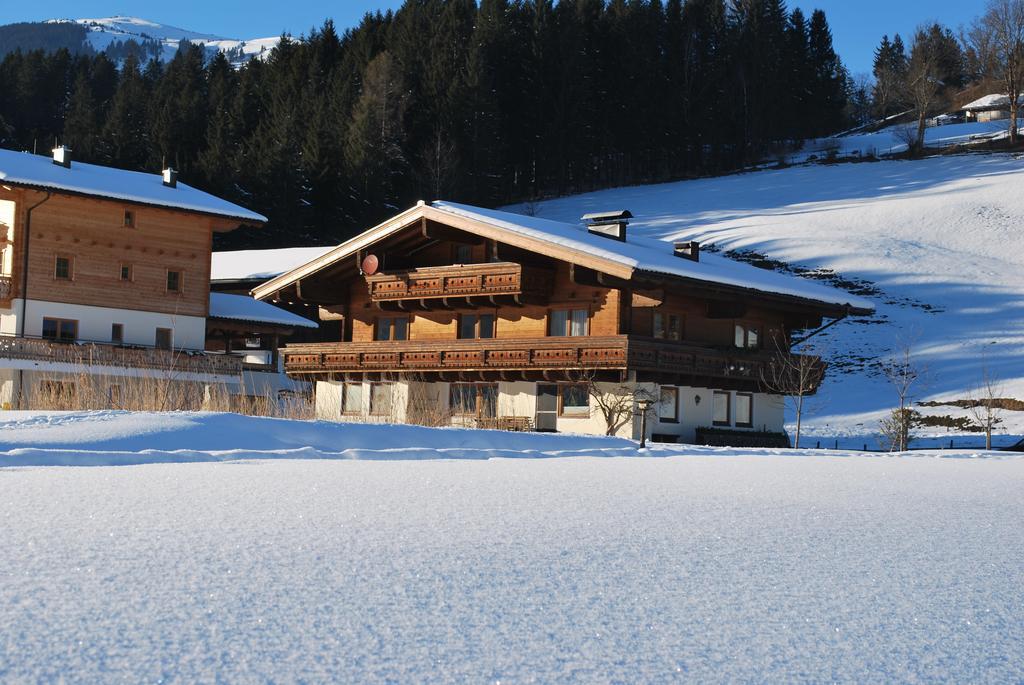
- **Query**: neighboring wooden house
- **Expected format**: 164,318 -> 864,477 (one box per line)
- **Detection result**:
252,201 -> 873,444
0,146 -> 267,408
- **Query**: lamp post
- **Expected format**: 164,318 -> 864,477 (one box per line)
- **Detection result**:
636,397 -> 653,448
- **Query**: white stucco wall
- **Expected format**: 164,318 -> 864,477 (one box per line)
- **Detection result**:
1,298 -> 206,349
0,199 -> 14,277
312,378 -> 788,443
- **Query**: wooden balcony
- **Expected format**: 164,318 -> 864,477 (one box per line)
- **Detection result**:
282,336 -> 824,390
365,262 -> 553,305
0,335 -> 243,377
0,274 -> 12,307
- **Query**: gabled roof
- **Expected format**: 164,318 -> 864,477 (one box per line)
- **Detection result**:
251,201 -> 873,315
209,293 -> 318,328
962,94 -> 1024,111
0,148 -> 266,224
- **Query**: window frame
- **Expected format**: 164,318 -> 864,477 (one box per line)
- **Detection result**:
375,316 -> 410,341
123,209 -> 136,228
453,244 -> 474,264
369,381 -> 395,416
734,322 -> 762,350
42,317 -> 78,342
658,386 -> 679,423
712,391 -> 731,427
166,269 -> 183,294
111,323 -> 124,344
735,393 -> 754,428
557,382 -> 591,418
119,263 -> 134,282
548,308 -> 589,337
155,327 -> 173,351
449,382 -> 499,417
458,312 -> 496,340
653,311 -> 683,341
54,255 -> 73,281
341,382 -> 364,415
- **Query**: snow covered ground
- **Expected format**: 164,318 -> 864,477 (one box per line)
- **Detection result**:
1,412 -> 1021,682
792,119 -> 1020,162
515,152 -> 1024,447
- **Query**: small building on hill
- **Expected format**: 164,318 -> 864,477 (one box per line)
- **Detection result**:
0,146 -> 271,409
252,201 -> 872,445
962,94 -> 1023,123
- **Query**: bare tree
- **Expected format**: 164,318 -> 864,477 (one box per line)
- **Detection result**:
904,24 -> 964,154
572,371 -> 654,436
967,0 -> 1024,145
967,361 -> 1005,450
879,340 -> 924,452
759,338 -> 826,449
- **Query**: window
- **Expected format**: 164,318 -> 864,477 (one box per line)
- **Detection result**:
375,317 -> 409,341
450,383 -> 498,417
653,311 -> 682,341
155,327 -> 173,351
111,323 -> 124,344
458,313 -> 495,339
370,382 -> 395,415
166,270 -> 182,293
54,256 -> 72,280
549,308 -> 588,337
342,383 -> 363,415
735,393 -> 753,428
658,386 -> 679,423
42,317 -> 77,342
734,323 -> 761,349
713,391 -> 731,426
454,244 -> 473,263
123,210 -> 135,228
119,263 -> 133,282
559,383 -> 590,417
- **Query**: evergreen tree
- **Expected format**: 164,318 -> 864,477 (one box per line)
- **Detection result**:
806,9 -> 847,137
100,54 -> 150,169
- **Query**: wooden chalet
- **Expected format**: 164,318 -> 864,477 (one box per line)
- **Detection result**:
0,145 -> 268,408
253,201 -> 873,443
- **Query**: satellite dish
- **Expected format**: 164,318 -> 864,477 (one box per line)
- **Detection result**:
361,253 -> 379,275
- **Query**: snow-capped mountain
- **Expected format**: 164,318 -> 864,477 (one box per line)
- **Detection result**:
46,16 -> 280,66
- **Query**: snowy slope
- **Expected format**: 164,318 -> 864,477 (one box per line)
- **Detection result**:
1,432 -> 1022,681
512,153 -> 1024,445
47,16 -> 279,66
794,119 -> 1019,162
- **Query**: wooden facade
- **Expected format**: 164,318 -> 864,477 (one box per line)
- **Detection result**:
256,203 -> 866,395
0,185 -> 242,318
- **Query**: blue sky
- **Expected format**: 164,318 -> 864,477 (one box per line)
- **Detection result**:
0,0 -> 979,75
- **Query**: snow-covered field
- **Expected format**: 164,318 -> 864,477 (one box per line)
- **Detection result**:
793,118 -> 1020,162
1,412 -> 1023,682
518,152 -> 1024,446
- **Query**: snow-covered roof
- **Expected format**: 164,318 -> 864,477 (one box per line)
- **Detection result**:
431,202 -> 874,312
0,148 -> 266,223
209,293 -> 318,328
212,247 -> 337,282
962,94 -> 1024,111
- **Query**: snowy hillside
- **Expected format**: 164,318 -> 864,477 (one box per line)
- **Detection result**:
516,153 -> 1024,446
1,413 -> 1023,681
46,16 -> 279,66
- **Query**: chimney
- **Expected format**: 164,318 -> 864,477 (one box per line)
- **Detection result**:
674,241 -> 700,262
582,210 -> 633,242
162,167 -> 178,188
52,145 -> 72,169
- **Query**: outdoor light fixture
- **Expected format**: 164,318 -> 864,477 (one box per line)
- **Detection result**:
636,398 -> 654,449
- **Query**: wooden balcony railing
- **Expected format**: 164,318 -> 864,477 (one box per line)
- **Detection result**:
0,274 -> 13,306
0,335 -> 243,376
365,262 -> 553,303
282,336 -> 824,388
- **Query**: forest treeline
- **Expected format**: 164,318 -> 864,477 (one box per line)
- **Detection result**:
0,0 -> 852,248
